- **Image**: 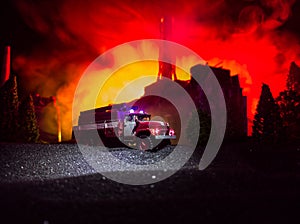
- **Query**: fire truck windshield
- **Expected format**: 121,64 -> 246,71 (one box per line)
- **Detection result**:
139,116 -> 150,121
126,114 -> 151,122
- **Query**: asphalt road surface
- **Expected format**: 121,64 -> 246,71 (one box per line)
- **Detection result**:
0,143 -> 300,224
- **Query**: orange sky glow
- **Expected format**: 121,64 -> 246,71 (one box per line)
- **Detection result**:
6,0 -> 300,139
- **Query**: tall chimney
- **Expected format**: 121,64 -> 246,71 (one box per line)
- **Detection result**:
157,16 -> 177,81
1,46 -> 11,87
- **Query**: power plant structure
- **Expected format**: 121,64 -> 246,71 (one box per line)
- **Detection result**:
157,16 -> 177,81
151,17 -> 248,137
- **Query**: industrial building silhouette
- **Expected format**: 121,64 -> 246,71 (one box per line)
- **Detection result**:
141,64 -> 248,139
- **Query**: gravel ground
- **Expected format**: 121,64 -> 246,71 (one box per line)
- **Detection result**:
0,143 -> 300,224
0,143 -> 198,183
0,143 -> 95,182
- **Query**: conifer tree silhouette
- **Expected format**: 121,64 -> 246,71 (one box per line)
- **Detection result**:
253,83 -> 282,143
0,75 -> 19,142
276,62 -> 300,142
18,94 -> 40,142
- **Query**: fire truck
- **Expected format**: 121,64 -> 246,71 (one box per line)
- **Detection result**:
73,103 -> 176,151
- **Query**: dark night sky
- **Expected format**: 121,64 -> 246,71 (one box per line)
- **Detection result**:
1,0 -> 300,59
0,1 -> 40,53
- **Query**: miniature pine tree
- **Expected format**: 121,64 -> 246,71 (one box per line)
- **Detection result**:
287,62 -> 300,93
0,75 -> 19,142
252,83 -> 282,143
276,90 -> 300,141
18,94 -> 40,142
274,62 -> 300,142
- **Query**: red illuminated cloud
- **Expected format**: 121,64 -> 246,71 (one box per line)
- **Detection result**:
11,0 -> 300,138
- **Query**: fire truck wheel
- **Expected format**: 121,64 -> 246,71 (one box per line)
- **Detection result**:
138,135 -> 153,151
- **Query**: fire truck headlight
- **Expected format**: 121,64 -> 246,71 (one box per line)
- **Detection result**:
150,128 -> 160,135
169,129 -> 175,136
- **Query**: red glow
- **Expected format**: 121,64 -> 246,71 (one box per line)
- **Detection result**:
1,46 -> 11,87
11,0 -> 300,138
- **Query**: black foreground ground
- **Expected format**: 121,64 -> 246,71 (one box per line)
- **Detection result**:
0,142 -> 300,224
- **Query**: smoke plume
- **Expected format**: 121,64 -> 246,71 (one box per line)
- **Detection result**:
11,0 -> 300,138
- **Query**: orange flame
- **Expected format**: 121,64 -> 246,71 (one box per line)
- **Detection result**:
11,0 -> 300,139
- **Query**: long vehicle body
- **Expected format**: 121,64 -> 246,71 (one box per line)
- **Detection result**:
73,104 -> 176,150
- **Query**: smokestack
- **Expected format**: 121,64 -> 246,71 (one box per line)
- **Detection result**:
1,46 -> 11,87
157,16 -> 177,81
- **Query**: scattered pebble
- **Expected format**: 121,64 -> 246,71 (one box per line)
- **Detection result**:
0,143 -> 196,183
